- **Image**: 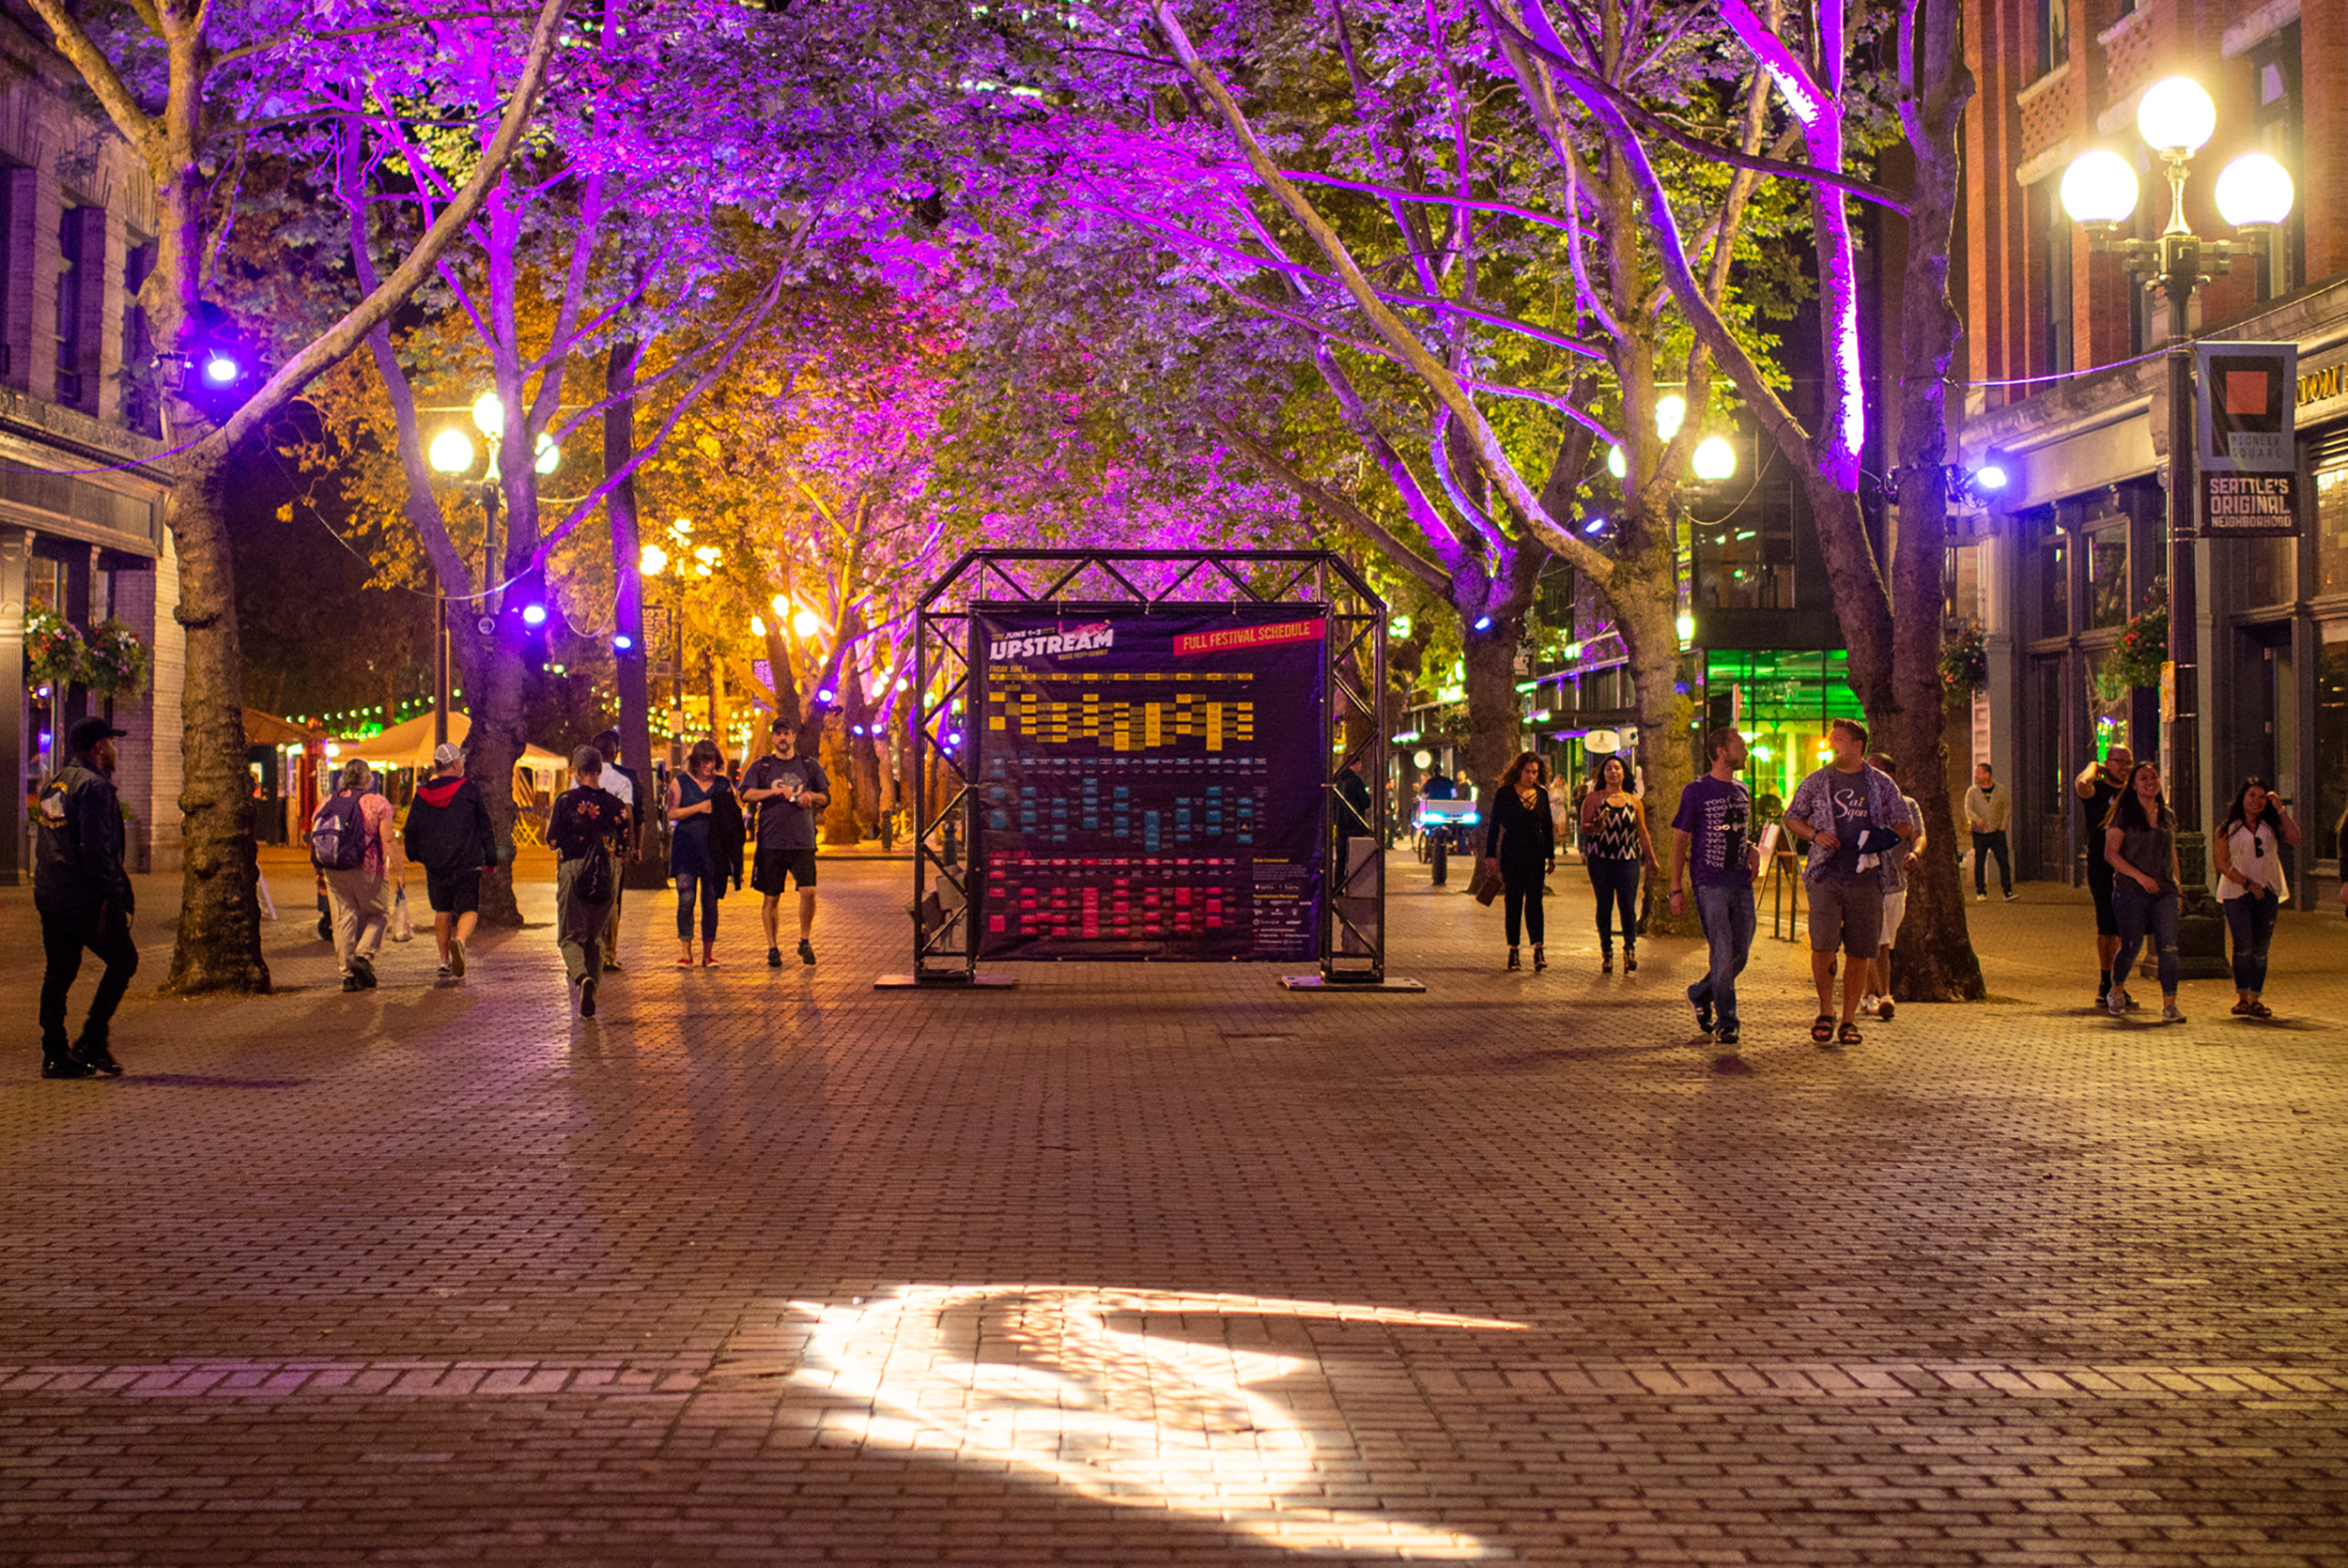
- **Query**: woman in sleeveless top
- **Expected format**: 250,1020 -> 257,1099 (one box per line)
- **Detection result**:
2213,776 -> 2298,1018
1577,755 -> 1658,973
668,739 -> 735,966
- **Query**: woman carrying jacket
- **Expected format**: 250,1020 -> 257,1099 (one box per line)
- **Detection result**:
1482,752 -> 1557,972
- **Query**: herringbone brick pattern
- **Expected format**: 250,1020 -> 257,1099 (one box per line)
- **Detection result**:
1,858 -> 2342,1563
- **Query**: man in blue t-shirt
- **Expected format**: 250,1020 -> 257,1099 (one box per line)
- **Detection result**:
1669,727 -> 1758,1049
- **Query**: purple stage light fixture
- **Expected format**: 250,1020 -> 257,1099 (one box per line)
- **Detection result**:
1583,515 -> 1607,534
1473,616 -> 1492,631
612,633 -> 634,652
202,352 -> 239,385
520,604 -> 548,627
817,686 -> 837,703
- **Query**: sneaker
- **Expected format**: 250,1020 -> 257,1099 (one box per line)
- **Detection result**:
797,939 -> 815,966
2161,1002 -> 2186,1024
1858,993 -> 1878,1017
580,979 -> 598,1019
1716,1026 -> 1740,1047
1692,1000 -> 1715,1036
449,939 -> 466,978
342,976 -> 363,993
768,946 -> 784,969
1974,893 -> 1987,902
1876,997 -> 1895,1022
352,955 -> 378,989
2108,989 -> 2126,1018
2124,992 -> 2142,1012
437,963 -> 453,979
2003,891 -> 2020,902
602,959 -> 623,973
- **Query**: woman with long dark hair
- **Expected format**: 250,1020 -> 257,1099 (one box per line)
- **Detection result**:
2214,776 -> 2299,1017
667,739 -> 735,966
2103,761 -> 2185,1023
1482,752 -> 1556,971
1577,754 -> 1659,973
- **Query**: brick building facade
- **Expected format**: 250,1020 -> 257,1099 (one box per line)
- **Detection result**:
0,14 -> 180,881
1955,0 -> 2348,898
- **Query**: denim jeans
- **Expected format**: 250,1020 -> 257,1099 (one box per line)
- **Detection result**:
1588,856 -> 1641,953
2110,880 -> 2180,995
1688,881 -> 1756,1031
2221,890 -> 2279,993
675,869 -> 722,942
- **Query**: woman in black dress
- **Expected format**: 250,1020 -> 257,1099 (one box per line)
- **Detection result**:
1482,751 -> 1557,971
667,739 -> 736,967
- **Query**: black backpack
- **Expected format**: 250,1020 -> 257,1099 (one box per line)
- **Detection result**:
310,793 -> 369,871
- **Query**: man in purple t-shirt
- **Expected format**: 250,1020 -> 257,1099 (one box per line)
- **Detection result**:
1669,727 -> 1758,1049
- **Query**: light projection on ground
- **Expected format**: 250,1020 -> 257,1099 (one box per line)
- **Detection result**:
783,1284 -> 1526,1559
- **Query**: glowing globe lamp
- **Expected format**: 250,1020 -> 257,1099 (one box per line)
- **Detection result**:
612,633 -> 633,652
2138,77 -> 2216,155
2059,149 -> 2139,228
792,607 -> 821,638
1692,437 -> 1738,481
1607,445 -> 1627,479
520,603 -> 548,627
1676,613 -> 1696,642
1655,393 -> 1686,439
427,428 -> 475,474
471,392 -> 505,438
534,432 -> 561,474
639,544 -> 669,575
202,353 -> 239,385
2215,152 -> 2294,230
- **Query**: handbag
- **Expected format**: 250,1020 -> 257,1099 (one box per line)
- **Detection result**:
1473,825 -> 1506,905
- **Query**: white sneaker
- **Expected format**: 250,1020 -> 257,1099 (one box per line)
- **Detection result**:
2161,1002 -> 2186,1023
1858,994 -> 1878,1017
2108,990 -> 2126,1018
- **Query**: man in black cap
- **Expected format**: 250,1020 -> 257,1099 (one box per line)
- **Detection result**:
34,715 -> 138,1077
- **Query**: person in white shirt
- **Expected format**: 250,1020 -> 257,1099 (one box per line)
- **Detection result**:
1964,762 -> 2014,900
2213,777 -> 2299,1018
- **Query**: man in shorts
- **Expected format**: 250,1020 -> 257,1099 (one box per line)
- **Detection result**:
2076,744 -> 2134,1008
1861,754 -> 1925,1022
742,716 -> 829,967
402,743 -> 496,978
1784,718 -> 1914,1044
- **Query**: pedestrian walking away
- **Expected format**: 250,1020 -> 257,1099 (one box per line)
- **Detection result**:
2214,776 -> 2298,1019
2103,761 -> 2186,1023
549,746 -> 628,1017
1577,755 -> 1656,973
591,729 -> 645,973
1784,718 -> 1913,1045
313,758 -> 402,993
33,716 -> 139,1078
1669,726 -> 1758,1049
742,716 -> 829,968
1861,754 -> 1925,1022
1966,761 -> 2015,901
1482,752 -> 1556,972
401,742 -> 497,980
668,739 -> 737,966
2077,745 -> 2135,1009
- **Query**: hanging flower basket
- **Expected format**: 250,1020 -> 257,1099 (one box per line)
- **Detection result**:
82,619 -> 152,699
1939,623 -> 1987,694
24,608 -> 84,691
2109,593 -> 2169,692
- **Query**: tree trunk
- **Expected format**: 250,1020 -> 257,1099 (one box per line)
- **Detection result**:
1616,553 -> 1696,938
819,719 -> 859,845
606,337 -> 655,824
457,611 -> 531,928
843,674 -> 883,836
1456,615 -> 1522,826
162,450 -> 270,994
1887,0 -> 1985,1001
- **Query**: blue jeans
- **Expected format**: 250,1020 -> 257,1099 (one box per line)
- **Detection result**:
675,869 -> 722,943
1588,856 -> 1641,953
1688,882 -> 1755,1031
2221,891 -> 2279,993
2110,881 -> 2179,996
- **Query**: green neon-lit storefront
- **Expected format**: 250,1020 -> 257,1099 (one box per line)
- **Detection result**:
1700,650 -> 1865,812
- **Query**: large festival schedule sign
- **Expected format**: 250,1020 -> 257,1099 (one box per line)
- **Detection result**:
972,607 -> 1327,961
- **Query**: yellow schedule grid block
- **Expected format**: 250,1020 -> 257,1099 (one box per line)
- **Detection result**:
987,669 -> 1258,753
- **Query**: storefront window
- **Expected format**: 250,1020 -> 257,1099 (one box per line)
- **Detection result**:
2247,535 -> 2296,607
2036,529 -> 2068,638
1701,650 -> 1863,817
2316,465 -> 2348,596
1691,486 -> 1796,609
2317,627 -> 2348,865
25,556 -> 61,614
2086,526 -> 2128,628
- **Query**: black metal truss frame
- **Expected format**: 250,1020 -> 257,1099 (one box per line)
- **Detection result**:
905,549 -> 1388,983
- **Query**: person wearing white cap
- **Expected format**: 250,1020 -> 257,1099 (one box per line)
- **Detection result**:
402,742 -> 497,977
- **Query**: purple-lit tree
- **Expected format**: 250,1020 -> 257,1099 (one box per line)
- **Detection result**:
1478,0 -> 1983,995
21,0 -> 569,992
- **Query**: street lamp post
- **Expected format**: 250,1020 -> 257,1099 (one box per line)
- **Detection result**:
2062,79 -> 2295,976
427,392 -> 562,744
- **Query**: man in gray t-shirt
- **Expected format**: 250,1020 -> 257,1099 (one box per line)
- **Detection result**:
742,715 -> 830,966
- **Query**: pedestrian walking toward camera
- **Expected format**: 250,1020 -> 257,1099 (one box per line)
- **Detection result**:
592,729 -> 644,974
1860,755 -> 1925,1022
33,716 -> 138,1078
1784,718 -> 1912,1045
549,746 -> 627,1018
1965,761 -> 2015,901
314,758 -> 401,992
2215,776 -> 2298,1019
2104,761 -> 2185,1023
2078,745 -> 2135,1009
1578,755 -> 1656,973
402,743 -> 496,979
1482,752 -> 1555,971
1669,727 -> 1758,1049
742,716 -> 829,967
668,738 -> 736,966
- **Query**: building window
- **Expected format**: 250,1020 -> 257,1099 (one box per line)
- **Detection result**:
2317,460 -> 2348,597
2086,524 -> 2127,628
2036,0 -> 2069,77
54,208 -> 84,407
2041,184 -> 2074,377
1691,483 -> 1796,610
121,238 -> 158,437
2247,536 -> 2296,607
2248,26 -> 2305,301
2318,628 -> 2348,867
2036,525 -> 2069,638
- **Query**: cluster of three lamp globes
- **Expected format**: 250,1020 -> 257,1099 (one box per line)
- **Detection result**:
426,392 -> 563,478
2059,77 -> 2294,234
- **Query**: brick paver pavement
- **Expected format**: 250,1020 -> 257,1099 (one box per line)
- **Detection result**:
2,853 -> 2344,1564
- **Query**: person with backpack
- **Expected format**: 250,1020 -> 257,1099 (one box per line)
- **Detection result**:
401,742 -> 497,979
549,746 -> 628,1017
34,716 -> 138,1078
591,728 -> 644,972
314,758 -> 401,992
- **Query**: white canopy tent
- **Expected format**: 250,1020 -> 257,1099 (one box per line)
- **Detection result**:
332,712 -> 565,780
